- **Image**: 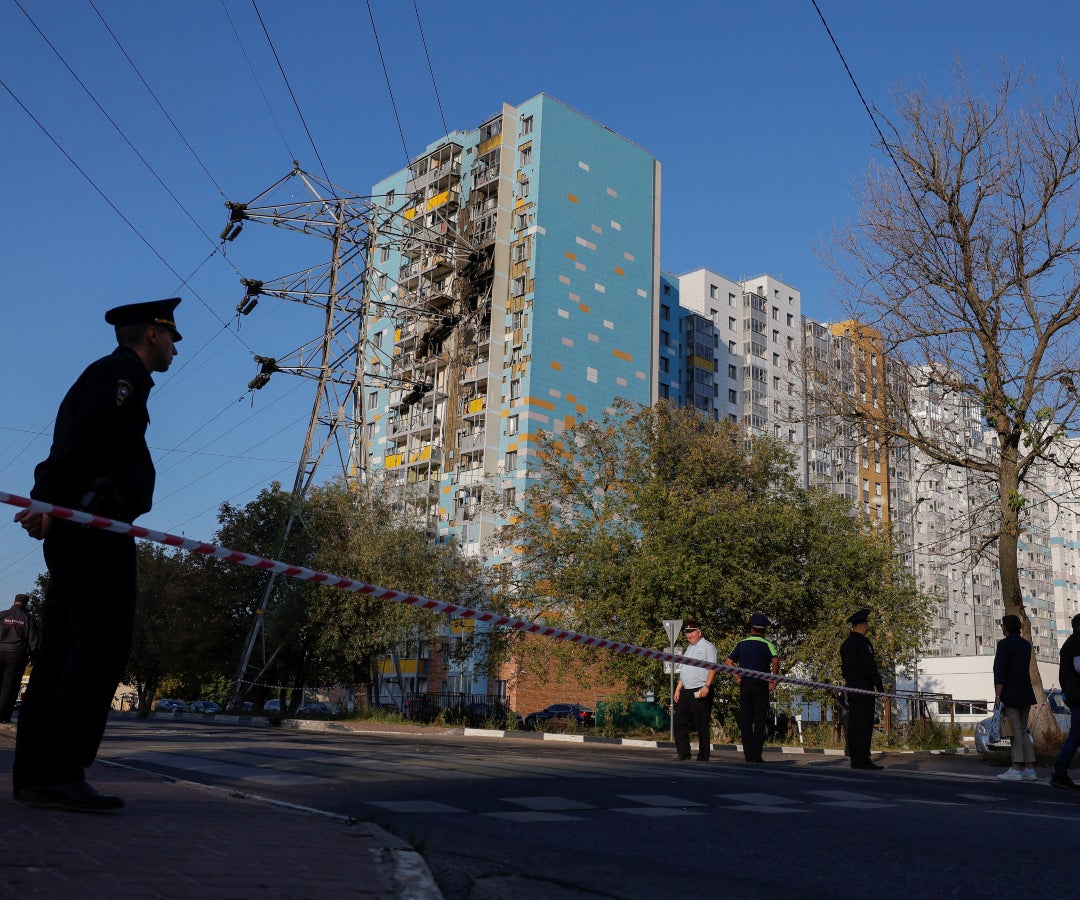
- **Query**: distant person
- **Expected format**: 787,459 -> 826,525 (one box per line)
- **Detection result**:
840,608 -> 885,770
993,614 -> 1038,782
0,593 -> 39,722
12,298 -> 181,811
725,613 -> 779,764
673,619 -> 717,761
1051,613 -> 1080,791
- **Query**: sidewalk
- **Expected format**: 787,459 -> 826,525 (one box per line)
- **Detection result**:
0,726 -> 442,899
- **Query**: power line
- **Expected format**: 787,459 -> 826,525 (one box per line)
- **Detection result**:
88,0 -> 227,199
412,0 -> 449,140
12,0 -> 236,272
366,0 -> 412,169
220,0 -> 297,164
809,0 -> 954,275
250,0 -> 335,189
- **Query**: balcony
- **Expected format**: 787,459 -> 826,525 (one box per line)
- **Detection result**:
457,430 -> 487,453
462,359 -> 490,384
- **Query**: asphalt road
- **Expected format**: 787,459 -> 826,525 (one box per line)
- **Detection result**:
99,719 -> 1079,899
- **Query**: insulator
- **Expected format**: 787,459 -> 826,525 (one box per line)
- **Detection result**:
236,297 -> 259,315
248,372 -> 272,391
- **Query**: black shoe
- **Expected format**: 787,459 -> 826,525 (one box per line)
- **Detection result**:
1050,773 -> 1080,791
852,762 -> 884,770
696,756 -> 710,762
675,754 -> 691,761
16,780 -> 124,812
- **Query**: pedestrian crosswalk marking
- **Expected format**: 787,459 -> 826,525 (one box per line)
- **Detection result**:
367,800 -> 465,813
485,811 -> 585,822
617,794 -> 708,807
715,793 -> 803,805
504,796 -> 596,811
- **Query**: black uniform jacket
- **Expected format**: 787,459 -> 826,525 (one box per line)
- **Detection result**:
31,345 -> 155,522
840,631 -> 884,692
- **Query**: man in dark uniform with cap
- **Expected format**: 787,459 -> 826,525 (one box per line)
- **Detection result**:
725,613 -> 780,764
840,607 -> 885,770
0,593 -> 39,722
12,298 -> 181,810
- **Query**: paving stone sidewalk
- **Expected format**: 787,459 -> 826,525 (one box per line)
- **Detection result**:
0,728 -> 441,899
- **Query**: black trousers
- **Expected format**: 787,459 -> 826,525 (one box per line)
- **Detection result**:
13,522 -> 136,791
674,687 -> 714,759
738,681 -> 770,762
845,692 -> 875,766
0,652 -> 29,720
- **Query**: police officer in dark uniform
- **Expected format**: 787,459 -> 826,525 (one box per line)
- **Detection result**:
840,607 -> 885,770
725,613 -> 780,764
0,594 -> 39,722
12,298 -> 181,811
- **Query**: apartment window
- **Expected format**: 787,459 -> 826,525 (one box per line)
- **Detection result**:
728,292 -> 736,307
660,330 -> 670,347
520,145 -> 532,165
772,306 -> 779,320
728,340 -> 737,354
385,189 -> 395,205
728,389 -> 737,404
507,414 -> 518,435
504,486 -> 517,506
379,245 -> 390,263
661,304 -> 670,321
728,316 -> 736,331
373,331 -> 383,349
772,352 -> 780,366
728,364 -> 737,379
516,212 -> 529,229
512,276 -> 526,296
660,357 -> 669,374
519,178 -> 530,198
659,384 -> 670,399
368,391 -> 378,408
513,242 -> 527,262
787,313 -> 794,326
512,311 -> 524,329
710,284 -> 719,299
376,273 -> 387,292
506,449 -> 518,469
772,329 -> 780,343
521,115 -> 534,136
509,379 -> 521,400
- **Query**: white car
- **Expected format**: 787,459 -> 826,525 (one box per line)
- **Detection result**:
974,689 -> 1071,754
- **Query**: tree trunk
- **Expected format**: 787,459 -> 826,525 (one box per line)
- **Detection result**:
999,453 -> 1056,750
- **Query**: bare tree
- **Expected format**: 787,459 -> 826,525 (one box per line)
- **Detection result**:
820,62 -> 1080,725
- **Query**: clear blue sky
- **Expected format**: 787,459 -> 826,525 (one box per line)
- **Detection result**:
1,0 -> 1076,600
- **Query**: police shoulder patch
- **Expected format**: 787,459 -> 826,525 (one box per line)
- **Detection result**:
115,379 -> 133,406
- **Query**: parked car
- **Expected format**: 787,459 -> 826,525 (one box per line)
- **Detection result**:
974,689 -> 1071,754
188,700 -> 221,715
524,703 -> 595,730
296,701 -> 337,716
404,697 -> 442,723
154,698 -> 187,712
263,699 -> 283,713
461,701 -> 523,729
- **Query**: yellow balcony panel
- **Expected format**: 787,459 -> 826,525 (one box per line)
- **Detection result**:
385,453 -> 404,468
467,397 -> 485,414
478,134 -> 503,155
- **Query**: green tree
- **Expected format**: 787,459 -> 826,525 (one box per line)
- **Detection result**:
494,401 -> 930,705
302,479 -> 477,711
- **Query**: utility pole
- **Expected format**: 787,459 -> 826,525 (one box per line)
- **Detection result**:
224,166 -> 380,704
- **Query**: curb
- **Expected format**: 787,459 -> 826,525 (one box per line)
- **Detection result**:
120,712 -> 977,757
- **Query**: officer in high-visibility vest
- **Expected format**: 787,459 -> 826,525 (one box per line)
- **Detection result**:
725,613 -> 779,764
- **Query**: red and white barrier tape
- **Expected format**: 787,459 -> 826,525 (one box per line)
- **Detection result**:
3,490 -> 894,699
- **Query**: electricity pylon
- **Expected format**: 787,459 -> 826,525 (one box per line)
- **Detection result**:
224,165 -> 382,702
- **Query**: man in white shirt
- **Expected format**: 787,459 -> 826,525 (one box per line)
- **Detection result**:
673,619 -> 717,761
